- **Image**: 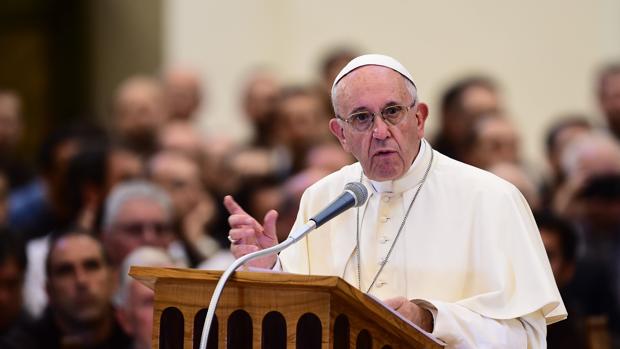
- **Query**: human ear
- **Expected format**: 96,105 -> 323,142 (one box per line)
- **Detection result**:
414,103 -> 429,135
329,118 -> 351,152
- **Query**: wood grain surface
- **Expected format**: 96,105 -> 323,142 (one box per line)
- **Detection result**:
130,266 -> 444,349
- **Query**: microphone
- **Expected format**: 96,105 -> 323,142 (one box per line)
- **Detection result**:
198,182 -> 368,349
310,182 -> 369,227
286,182 -> 368,241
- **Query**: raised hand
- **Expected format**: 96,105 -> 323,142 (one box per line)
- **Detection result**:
223,195 -> 279,269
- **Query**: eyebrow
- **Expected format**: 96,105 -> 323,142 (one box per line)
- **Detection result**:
349,106 -> 371,114
348,100 -> 401,115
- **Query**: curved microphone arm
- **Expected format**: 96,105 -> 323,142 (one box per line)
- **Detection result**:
198,181 -> 367,349
198,220 -> 316,349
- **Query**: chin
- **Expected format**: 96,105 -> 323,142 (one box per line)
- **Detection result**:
366,157 -> 406,180
367,171 -> 403,181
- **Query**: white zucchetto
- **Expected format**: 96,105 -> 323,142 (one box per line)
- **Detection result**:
332,54 -> 416,89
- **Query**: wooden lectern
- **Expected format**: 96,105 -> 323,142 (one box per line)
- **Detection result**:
130,266 -> 444,349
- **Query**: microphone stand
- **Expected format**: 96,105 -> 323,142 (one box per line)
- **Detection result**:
198,220 -> 317,349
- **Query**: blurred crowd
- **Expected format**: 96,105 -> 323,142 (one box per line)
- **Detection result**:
0,48 -> 619,348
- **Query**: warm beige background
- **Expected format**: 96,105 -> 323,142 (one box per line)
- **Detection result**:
89,0 -> 163,124
162,0 -> 620,168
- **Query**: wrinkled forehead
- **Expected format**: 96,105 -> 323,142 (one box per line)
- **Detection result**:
332,65 -> 414,115
49,234 -> 105,265
336,65 -> 409,93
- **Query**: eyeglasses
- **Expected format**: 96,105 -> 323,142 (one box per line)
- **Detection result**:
115,221 -> 172,238
338,101 -> 417,132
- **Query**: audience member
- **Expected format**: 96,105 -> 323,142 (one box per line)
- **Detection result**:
317,47 -> 359,112
163,67 -> 203,122
157,120 -> 207,161
223,69 -> 286,187
0,90 -> 31,190
305,141 -> 355,174
64,144 -> 110,232
597,63 -> 620,140
20,142 -> 143,318
1,229 -> 132,348
275,86 -> 332,173
8,123 -> 107,241
277,167 -> 331,240
148,151 -> 220,265
432,76 -> 502,161
541,116 -> 592,207
0,231 -> 30,340
105,145 -> 145,194
241,68 -> 282,147
464,114 -> 521,170
102,180 -> 179,269
554,131 -> 620,217
114,247 -> 173,349
535,212 -> 588,349
555,131 -> 620,342
0,90 -> 22,154
232,176 -> 287,242
489,162 -> 541,211
113,76 -> 168,157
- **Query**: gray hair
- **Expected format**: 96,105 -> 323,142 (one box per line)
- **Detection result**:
331,72 -> 417,117
103,180 -> 173,230
113,246 -> 174,308
560,131 -> 620,177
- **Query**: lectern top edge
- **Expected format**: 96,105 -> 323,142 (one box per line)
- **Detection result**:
130,266 -> 445,348
129,266 -> 343,290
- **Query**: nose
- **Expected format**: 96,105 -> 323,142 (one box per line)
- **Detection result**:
142,225 -> 158,244
372,115 -> 391,140
74,267 -> 89,287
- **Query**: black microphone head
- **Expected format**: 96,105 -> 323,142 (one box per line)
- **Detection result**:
344,182 -> 368,207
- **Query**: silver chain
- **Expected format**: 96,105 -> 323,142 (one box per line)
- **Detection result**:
355,149 -> 434,294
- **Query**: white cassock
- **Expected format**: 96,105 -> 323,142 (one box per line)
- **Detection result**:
279,139 -> 566,348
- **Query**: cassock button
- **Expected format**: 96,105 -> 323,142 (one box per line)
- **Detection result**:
376,280 -> 387,287
380,216 -> 389,223
382,196 -> 390,203
379,236 -> 389,244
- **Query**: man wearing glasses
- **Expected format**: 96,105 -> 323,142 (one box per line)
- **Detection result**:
226,54 -> 565,348
102,180 -> 177,270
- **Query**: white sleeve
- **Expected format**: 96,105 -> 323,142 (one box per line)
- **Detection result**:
271,256 -> 283,271
413,300 -> 547,349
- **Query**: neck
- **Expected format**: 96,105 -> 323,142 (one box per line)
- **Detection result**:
368,139 -> 427,193
55,308 -> 113,347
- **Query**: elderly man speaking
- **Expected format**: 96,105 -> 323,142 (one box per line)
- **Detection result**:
225,54 -> 565,348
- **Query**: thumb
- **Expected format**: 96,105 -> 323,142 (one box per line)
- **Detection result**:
262,209 -> 279,241
382,297 -> 407,310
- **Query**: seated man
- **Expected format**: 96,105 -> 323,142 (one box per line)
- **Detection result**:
102,180 -> 180,269
0,231 -> 30,340
114,247 -> 174,349
226,54 -> 565,348
1,228 -> 132,348
535,212 -> 588,348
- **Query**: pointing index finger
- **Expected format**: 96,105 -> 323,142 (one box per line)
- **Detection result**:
225,196 -> 264,234
224,195 -> 247,215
